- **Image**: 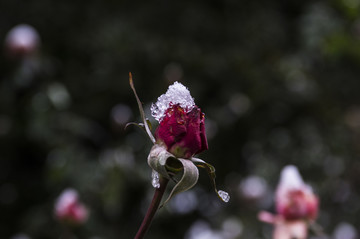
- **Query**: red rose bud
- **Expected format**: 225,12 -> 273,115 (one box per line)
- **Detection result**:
276,165 -> 319,221
151,81 -> 208,158
155,104 -> 208,159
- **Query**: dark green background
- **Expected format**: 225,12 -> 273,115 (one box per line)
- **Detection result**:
1,0 -> 359,238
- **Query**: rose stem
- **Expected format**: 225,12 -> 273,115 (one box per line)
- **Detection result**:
134,176 -> 169,239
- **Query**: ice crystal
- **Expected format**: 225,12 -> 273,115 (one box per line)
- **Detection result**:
151,170 -> 160,188
218,190 -> 230,203
151,81 -> 195,122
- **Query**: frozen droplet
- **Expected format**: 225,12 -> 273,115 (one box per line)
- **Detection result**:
151,81 -> 195,122
218,190 -> 230,203
151,170 -> 160,188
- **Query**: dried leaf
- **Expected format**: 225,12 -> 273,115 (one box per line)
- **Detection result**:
147,144 -> 174,179
161,158 -> 199,207
129,73 -> 155,143
147,144 -> 200,207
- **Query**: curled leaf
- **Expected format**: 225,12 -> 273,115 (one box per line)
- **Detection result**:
147,144 -> 200,207
191,157 -> 230,203
147,144 -> 174,179
161,158 -> 199,207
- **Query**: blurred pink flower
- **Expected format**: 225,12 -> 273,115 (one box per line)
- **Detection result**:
273,220 -> 308,239
276,165 -> 318,221
54,188 -> 88,225
4,24 -> 40,58
258,211 -> 308,239
258,165 -> 319,239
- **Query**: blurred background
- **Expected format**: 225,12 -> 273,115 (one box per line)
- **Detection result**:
1,0 -> 360,238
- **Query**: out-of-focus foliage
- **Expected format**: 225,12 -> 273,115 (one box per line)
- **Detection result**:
1,0 -> 360,238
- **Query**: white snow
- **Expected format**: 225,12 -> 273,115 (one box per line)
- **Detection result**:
151,81 -> 195,122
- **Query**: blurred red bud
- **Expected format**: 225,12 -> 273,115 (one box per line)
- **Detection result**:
54,189 -> 88,225
276,165 -> 319,221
